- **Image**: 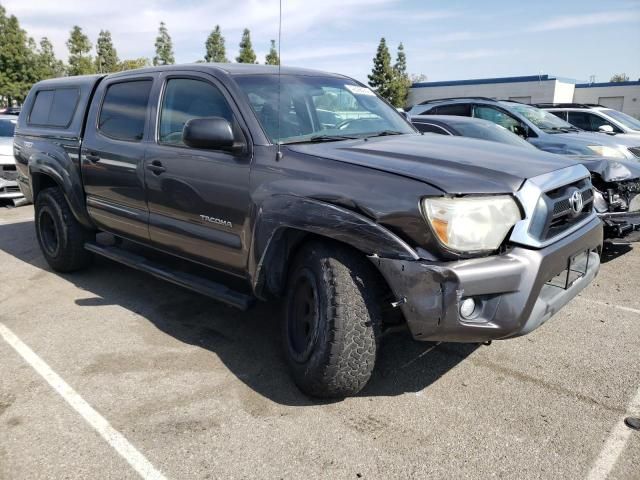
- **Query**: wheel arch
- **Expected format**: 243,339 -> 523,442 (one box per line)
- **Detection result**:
30,159 -> 94,229
249,195 -> 419,299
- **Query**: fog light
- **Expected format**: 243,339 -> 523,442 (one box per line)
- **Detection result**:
460,298 -> 477,319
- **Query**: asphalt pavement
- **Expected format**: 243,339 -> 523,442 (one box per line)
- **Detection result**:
1,204 -> 638,479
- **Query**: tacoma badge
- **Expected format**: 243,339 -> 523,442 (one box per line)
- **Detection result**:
200,215 -> 232,228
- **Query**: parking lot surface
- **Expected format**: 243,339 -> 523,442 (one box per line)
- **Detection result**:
1,204 -> 639,480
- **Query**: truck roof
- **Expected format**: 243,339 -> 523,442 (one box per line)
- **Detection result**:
105,63 -> 349,79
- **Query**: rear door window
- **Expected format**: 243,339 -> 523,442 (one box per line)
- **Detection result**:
413,122 -> 451,135
98,80 -> 152,142
550,111 -> 568,121
28,88 -> 79,127
431,104 -> 471,116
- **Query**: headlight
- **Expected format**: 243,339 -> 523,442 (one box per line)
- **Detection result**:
586,145 -> 626,159
422,196 -> 522,252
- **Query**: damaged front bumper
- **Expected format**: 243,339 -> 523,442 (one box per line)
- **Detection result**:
371,216 -> 603,343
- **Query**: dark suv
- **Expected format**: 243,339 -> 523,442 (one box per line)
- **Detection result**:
14,65 -> 603,397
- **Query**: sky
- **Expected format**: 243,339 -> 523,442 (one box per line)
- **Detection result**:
4,0 -> 640,84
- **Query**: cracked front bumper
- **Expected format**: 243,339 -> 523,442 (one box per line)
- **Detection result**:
371,217 -> 603,343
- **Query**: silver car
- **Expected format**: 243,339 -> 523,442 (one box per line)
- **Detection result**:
408,98 -> 640,161
0,114 -> 23,201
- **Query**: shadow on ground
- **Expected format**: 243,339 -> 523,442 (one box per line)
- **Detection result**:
0,220 -> 476,405
601,240 -> 635,264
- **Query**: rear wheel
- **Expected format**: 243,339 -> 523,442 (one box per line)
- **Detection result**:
283,241 -> 382,398
35,187 -> 94,272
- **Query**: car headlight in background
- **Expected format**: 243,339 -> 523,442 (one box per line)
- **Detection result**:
586,145 -> 626,159
422,196 -> 522,252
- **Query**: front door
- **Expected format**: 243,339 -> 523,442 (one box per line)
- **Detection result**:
81,76 -> 154,241
144,73 -> 252,275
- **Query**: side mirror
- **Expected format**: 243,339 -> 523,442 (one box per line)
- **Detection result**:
512,125 -> 528,138
183,117 -> 236,150
598,124 -> 615,134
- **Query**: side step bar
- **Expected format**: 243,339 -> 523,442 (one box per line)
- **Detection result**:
85,242 -> 255,310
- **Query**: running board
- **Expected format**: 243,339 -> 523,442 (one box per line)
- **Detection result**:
84,242 -> 255,310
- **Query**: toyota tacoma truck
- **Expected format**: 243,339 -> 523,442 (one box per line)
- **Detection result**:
14,64 -> 603,398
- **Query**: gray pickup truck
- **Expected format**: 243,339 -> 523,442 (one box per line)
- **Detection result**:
14,64 -> 603,397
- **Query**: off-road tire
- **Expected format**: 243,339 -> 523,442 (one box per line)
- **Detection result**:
35,187 -> 93,272
283,240 -> 382,398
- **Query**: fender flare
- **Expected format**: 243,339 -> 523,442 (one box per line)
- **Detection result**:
249,195 -> 419,298
29,153 -> 94,229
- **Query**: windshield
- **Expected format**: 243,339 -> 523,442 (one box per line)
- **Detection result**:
234,75 -> 415,144
509,104 -> 578,131
451,120 -> 535,149
0,119 -> 16,137
603,109 -> 640,131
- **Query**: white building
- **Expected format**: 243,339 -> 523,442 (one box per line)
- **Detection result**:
408,75 -> 640,118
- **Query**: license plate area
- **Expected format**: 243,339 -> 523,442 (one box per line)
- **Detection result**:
546,250 -> 590,290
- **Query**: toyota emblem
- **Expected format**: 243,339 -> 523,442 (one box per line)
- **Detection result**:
569,190 -> 583,216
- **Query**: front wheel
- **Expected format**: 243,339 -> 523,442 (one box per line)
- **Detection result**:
283,241 -> 382,398
35,187 -> 94,272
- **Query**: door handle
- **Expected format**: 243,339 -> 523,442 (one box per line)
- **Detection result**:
85,152 -> 101,162
147,161 -> 166,175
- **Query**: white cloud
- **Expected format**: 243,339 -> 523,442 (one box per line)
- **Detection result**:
529,10 -> 640,31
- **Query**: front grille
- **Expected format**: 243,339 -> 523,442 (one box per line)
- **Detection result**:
525,178 -> 594,242
629,147 -> 640,158
542,179 -> 593,240
1,185 -> 20,193
510,164 -> 596,248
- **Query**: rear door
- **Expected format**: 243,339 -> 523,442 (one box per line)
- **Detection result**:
144,71 -> 253,275
81,75 -> 154,241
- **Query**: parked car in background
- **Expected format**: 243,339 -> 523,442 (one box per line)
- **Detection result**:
412,114 -> 640,238
535,103 -> 640,140
408,98 -> 640,161
0,107 -> 21,116
14,65 -> 603,397
0,114 -> 23,202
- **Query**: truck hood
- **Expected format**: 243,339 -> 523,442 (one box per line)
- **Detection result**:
287,134 -> 576,194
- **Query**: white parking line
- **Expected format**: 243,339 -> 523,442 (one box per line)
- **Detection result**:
586,386 -> 640,480
0,322 -> 168,480
577,297 -> 640,315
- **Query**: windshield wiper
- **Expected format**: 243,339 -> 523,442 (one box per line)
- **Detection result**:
281,134 -> 359,145
364,130 -> 405,138
543,126 -> 574,134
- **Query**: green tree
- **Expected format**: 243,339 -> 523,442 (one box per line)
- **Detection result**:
205,25 -> 228,62
95,30 -> 119,73
265,39 -> 279,65
390,42 -> 411,107
236,28 -> 257,63
35,37 -> 65,79
118,58 -> 151,71
67,26 -> 94,75
368,37 -> 394,102
153,21 -> 175,66
610,73 -> 629,82
0,6 -> 39,104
